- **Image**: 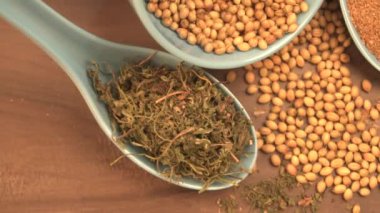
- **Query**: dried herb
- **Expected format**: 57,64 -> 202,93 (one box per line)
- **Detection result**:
217,195 -> 240,213
218,168 -> 323,213
242,171 -> 297,213
295,193 -> 322,213
298,193 -> 322,213
88,59 -> 252,191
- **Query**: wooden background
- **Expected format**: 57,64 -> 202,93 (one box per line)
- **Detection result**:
0,0 -> 379,212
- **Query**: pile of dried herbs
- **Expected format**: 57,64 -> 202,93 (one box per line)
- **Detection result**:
217,195 -> 240,213
88,58 -> 252,190
242,172 -> 297,212
218,168 -> 322,213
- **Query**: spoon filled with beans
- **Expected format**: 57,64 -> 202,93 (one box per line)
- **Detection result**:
130,0 -> 323,69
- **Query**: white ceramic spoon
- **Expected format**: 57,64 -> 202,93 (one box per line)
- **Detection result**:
0,0 -> 257,191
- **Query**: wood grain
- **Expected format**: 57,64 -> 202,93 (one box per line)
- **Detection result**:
0,1 -> 379,212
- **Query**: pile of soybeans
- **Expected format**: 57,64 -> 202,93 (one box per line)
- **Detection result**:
147,0 -> 309,54
227,1 -> 379,212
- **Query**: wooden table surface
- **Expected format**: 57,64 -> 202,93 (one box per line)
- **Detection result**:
0,1 -> 380,212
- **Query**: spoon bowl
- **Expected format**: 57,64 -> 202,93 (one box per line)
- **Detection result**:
0,0 -> 257,191
130,0 -> 324,69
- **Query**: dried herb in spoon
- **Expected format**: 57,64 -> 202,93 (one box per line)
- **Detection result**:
88,59 -> 252,191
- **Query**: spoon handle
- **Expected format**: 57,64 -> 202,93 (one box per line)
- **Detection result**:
0,0 -> 95,72
0,0 -> 117,138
